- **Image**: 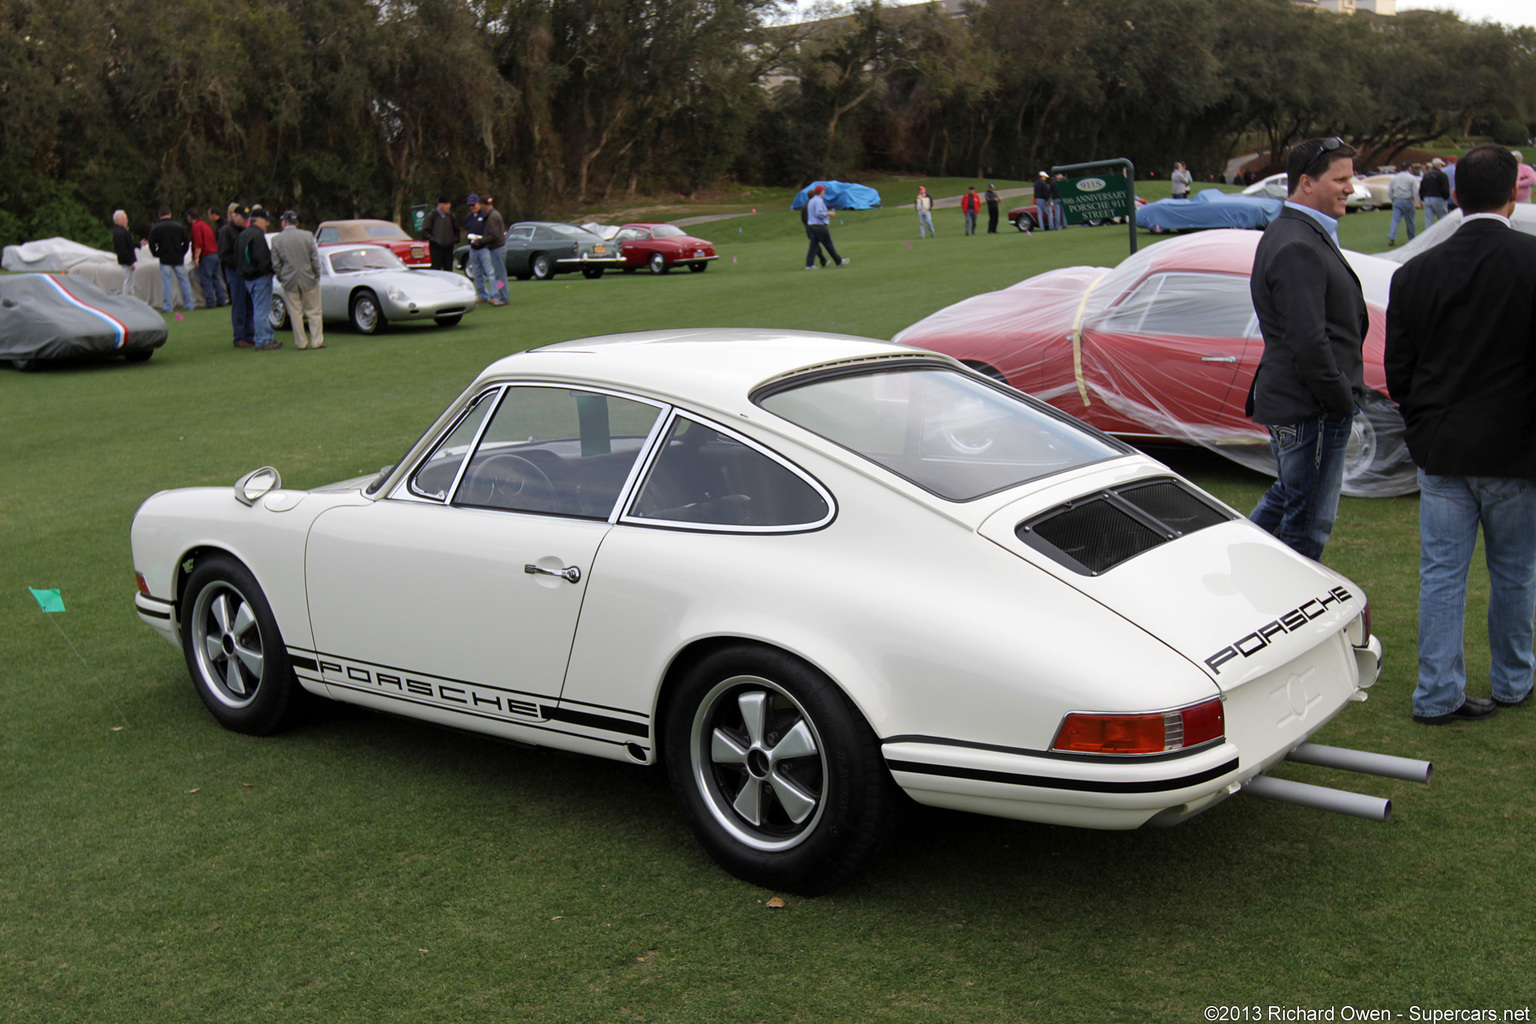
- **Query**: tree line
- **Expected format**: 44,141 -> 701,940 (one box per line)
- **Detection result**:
3,0 -> 1534,250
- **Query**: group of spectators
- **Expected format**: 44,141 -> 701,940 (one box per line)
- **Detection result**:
423,193 -> 507,305
1386,149 -> 1535,246
113,203 -> 325,351
1246,138 -> 1536,726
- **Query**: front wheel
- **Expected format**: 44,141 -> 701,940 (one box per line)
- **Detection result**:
434,314 -> 463,327
1013,212 -> 1037,232
179,555 -> 305,734
1340,390 -> 1418,497
123,350 -> 153,363
530,253 -> 554,281
269,292 -> 290,331
664,645 -> 899,895
350,290 -> 386,334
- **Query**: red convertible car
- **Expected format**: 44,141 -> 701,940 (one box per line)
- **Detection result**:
316,220 -> 429,268
893,230 -> 1415,497
615,223 -> 717,274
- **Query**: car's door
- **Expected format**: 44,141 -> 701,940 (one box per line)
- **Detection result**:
303,383 -> 666,732
1084,271 -> 1259,436
504,225 -> 535,274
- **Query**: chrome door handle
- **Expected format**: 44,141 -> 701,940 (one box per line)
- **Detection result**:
525,563 -> 581,584
1200,356 -> 1237,364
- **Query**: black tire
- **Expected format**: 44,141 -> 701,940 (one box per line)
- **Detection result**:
1013,212 -> 1037,232
123,350 -> 153,363
179,555 -> 305,735
582,267 -> 604,279
531,253 -> 554,281
664,644 -> 899,895
688,262 -> 708,273
350,290 -> 386,334
434,314 -> 463,327
648,253 -> 669,275
269,292 -> 290,331
11,357 -> 38,371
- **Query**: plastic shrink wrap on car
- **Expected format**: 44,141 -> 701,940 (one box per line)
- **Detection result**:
1381,203 -> 1536,264
893,231 -> 1417,497
1137,190 -> 1283,232
0,273 -> 168,364
790,181 -> 883,210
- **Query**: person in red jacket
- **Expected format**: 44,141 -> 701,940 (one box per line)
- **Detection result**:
961,187 -> 981,235
190,208 -> 227,308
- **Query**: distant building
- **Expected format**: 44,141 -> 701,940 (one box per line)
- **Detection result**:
1293,0 -> 1397,16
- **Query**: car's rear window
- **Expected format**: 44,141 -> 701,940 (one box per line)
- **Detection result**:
757,365 -> 1124,501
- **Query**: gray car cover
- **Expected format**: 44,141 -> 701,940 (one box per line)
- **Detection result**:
0,273 -> 167,364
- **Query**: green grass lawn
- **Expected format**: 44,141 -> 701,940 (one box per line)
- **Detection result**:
3,205 -> 1532,1023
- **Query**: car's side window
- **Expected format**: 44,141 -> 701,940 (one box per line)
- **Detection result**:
615,227 -> 645,242
628,416 -> 831,529
407,389 -> 499,500
532,227 -> 554,241
1096,272 -> 1255,339
317,227 -> 339,243
454,386 -> 663,518
510,227 -> 534,242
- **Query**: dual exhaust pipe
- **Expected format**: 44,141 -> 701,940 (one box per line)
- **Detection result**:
1242,743 -> 1432,823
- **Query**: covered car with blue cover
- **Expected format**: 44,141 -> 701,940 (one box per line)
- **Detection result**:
1,273 -> 167,369
1138,191 -> 1283,233
790,181 -> 883,210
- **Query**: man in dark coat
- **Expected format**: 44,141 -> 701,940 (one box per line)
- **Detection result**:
1384,143 -> 1536,725
423,195 -> 458,272
111,210 -> 137,296
147,205 -> 195,313
238,207 -> 280,350
1246,136 -> 1367,561
218,204 -> 254,347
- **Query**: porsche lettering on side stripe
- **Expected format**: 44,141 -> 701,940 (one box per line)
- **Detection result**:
287,648 -> 650,740
1204,586 -> 1353,675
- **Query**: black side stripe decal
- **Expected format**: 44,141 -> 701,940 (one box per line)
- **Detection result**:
885,757 -> 1239,794
542,706 -> 650,738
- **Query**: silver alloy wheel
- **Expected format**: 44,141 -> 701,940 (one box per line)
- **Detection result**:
648,253 -> 668,274
689,674 -> 829,852
1014,213 -> 1036,232
269,292 -> 288,330
189,580 -> 264,710
351,292 -> 380,333
1344,407 -> 1379,478
531,253 -> 554,280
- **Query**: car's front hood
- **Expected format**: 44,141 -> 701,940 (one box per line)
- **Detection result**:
977,469 -> 1365,691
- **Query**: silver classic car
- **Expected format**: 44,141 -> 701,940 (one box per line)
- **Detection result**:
269,244 -> 478,335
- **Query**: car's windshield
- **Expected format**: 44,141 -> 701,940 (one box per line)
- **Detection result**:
757,365 -> 1125,501
329,247 -> 406,273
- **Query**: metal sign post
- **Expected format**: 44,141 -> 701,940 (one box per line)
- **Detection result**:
1052,158 -> 1137,253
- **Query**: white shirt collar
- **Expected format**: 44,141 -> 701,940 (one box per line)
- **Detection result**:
1462,212 -> 1512,228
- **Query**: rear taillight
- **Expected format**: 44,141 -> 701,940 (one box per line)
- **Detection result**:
1052,697 -> 1224,755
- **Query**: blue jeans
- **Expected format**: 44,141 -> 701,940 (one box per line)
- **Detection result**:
918,211 -> 934,237
198,254 -> 227,306
1249,413 -> 1354,561
1414,471 -> 1536,716
248,275 -> 275,347
160,263 -> 195,312
1389,199 -> 1417,242
225,267 -> 251,344
468,247 -> 496,301
1422,197 -> 1449,227
964,211 -> 977,235
1053,199 -> 1066,229
489,244 -> 508,299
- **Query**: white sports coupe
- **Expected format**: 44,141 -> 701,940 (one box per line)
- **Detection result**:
131,330 -> 1397,893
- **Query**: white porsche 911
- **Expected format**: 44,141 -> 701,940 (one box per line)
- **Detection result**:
131,330 -> 1408,893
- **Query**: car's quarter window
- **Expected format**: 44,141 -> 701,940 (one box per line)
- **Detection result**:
532,226 -> 555,241
453,385 -> 665,518
406,389 -> 499,500
627,416 -> 832,530
317,227 -> 339,243
757,365 -> 1124,501
650,225 -> 686,238
1096,272 -> 1257,339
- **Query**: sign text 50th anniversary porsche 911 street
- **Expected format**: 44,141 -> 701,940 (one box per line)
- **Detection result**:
131,330 -> 1425,893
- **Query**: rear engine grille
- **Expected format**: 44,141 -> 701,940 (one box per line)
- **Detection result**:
1017,477 -> 1234,575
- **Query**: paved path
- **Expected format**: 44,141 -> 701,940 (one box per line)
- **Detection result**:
673,187 -> 1038,227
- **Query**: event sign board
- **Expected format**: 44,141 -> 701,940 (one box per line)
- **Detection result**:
1058,174 -> 1132,225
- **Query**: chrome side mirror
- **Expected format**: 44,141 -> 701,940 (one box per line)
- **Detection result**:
234,466 -> 281,506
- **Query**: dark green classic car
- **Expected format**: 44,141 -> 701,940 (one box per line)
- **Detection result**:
455,222 -> 625,281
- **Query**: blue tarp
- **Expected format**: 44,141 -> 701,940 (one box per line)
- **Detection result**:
790,181 -> 883,211
1137,190 -> 1282,232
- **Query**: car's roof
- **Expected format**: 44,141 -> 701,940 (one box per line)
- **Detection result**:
319,219 -> 403,228
478,329 -> 942,415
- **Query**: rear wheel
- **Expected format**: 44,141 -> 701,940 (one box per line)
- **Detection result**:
123,351 -> 153,363
269,292 -> 289,331
689,262 -> 708,273
582,267 -> 604,279
531,253 -> 554,281
648,253 -> 670,275
180,555 -> 305,734
1014,212 -> 1037,232
664,645 -> 899,895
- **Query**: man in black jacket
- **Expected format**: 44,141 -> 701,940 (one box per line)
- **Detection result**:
1385,144 -> 1536,725
111,210 -> 137,297
423,195 -> 458,272
147,205 -> 195,314
1419,158 -> 1452,227
1246,136 -> 1367,561
238,207 -> 280,350
218,204 -> 254,347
